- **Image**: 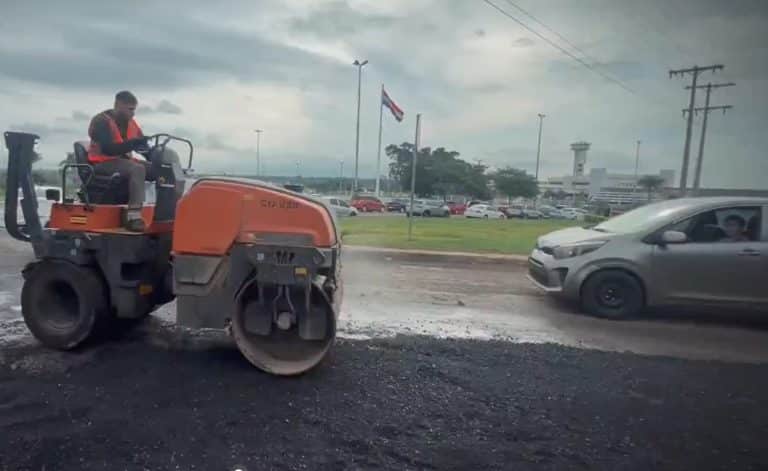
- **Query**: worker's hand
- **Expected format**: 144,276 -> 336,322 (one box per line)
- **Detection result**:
129,136 -> 150,152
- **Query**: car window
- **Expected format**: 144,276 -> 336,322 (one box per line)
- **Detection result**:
667,206 -> 762,243
339,200 -> 349,208
595,199 -> 699,234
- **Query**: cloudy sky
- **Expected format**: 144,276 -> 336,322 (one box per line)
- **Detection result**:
1,0 -> 766,188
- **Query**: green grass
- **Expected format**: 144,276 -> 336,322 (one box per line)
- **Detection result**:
339,216 -> 577,255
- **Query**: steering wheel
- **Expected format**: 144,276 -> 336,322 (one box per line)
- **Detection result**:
137,134 -> 194,172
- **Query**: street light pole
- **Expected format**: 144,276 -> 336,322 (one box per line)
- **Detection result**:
408,114 -> 422,242
535,113 -> 545,181
352,59 -> 368,194
254,129 -> 263,177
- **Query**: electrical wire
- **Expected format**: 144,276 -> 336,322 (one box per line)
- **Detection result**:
483,0 -> 636,95
502,0 -> 602,67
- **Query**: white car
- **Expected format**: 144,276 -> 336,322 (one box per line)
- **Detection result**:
322,197 -> 358,217
560,208 -> 585,220
465,204 -> 506,219
406,199 -> 451,217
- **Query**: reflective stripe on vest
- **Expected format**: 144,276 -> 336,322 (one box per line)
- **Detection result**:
87,114 -> 142,164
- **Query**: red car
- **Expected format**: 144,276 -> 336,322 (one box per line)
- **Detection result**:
350,196 -> 385,212
446,201 -> 466,215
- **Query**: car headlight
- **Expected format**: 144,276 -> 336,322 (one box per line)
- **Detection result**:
552,240 -> 607,259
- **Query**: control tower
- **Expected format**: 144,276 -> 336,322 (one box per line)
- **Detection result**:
570,141 -> 591,177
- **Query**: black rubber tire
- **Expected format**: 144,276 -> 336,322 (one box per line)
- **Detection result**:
21,260 -> 110,350
581,269 -> 644,319
423,210 -> 431,217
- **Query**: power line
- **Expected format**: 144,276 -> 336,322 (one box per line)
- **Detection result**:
483,0 -> 636,95
502,0 -> 602,67
501,0 -> 637,99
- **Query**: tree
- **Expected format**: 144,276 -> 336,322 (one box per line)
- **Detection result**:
637,175 -> 666,202
387,143 -> 491,199
492,167 -> 538,204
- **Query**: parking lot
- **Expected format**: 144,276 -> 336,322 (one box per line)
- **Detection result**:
2,234 -> 768,469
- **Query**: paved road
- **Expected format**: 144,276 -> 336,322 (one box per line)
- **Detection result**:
2,235 -> 768,469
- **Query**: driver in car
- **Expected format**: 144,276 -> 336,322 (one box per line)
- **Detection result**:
87,90 -> 153,232
720,214 -> 750,242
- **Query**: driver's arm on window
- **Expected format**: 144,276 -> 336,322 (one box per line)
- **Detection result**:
89,116 -> 139,157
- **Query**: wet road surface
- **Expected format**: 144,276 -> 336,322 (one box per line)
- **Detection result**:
1,235 -> 768,469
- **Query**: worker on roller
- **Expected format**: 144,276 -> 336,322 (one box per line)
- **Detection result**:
87,90 -> 152,232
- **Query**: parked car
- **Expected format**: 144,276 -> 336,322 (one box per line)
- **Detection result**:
538,206 -> 558,218
521,208 -> 544,219
559,208 -> 585,220
527,197 -> 768,319
447,201 -> 466,215
406,199 -> 451,217
350,196 -> 385,212
497,206 -> 522,218
322,197 -> 358,217
465,204 -> 506,219
385,198 -> 408,212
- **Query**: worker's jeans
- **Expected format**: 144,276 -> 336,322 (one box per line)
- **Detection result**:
93,158 -> 153,209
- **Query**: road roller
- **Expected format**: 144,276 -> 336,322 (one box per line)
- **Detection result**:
3,131 -> 342,375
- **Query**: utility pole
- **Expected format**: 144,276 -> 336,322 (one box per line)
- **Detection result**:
339,160 -> 344,194
632,139 -> 641,199
683,82 -> 735,192
669,64 -> 724,195
535,113 -> 545,181
352,59 -> 368,194
254,129 -> 263,177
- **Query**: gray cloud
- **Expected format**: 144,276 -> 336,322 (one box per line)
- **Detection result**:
156,100 -> 182,114
288,1 -> 396,35
0,1 -> 348,91
8,122 -> 76,138
139,100 -> 183,115
72,110 -> 90,121
513,37 -> 535,47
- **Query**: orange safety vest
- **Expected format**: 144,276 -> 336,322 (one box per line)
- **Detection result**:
87,113 -> 143,164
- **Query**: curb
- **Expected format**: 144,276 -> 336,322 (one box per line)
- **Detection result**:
343,244 -> 529,261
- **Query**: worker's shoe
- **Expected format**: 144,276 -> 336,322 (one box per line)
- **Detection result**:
123,209 -> 146,232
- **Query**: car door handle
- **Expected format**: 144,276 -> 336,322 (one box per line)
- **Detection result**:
738,248 -> 761,257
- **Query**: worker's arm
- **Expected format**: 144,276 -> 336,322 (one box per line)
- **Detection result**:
90,117 -> 143,156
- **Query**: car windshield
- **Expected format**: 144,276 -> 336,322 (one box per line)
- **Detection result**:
594,199 -> 695,234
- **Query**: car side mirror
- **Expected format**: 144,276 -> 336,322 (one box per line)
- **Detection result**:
660,230 -> 687,244
45,188 -> 61,202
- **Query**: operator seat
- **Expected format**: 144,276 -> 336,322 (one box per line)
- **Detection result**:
73,141 -> 129,204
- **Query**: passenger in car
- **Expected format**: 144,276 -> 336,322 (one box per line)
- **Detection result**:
720,215 -> 750,242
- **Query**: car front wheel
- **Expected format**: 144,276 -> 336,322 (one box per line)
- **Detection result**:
581,270 -> 644,319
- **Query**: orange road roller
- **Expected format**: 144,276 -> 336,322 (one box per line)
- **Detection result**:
3,131 -> 342,375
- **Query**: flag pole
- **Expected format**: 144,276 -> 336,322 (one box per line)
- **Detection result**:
375,84 -> 384,198
408,113 -> 422,241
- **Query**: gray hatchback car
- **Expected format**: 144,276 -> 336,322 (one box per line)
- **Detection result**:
527,197 -> 768,318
